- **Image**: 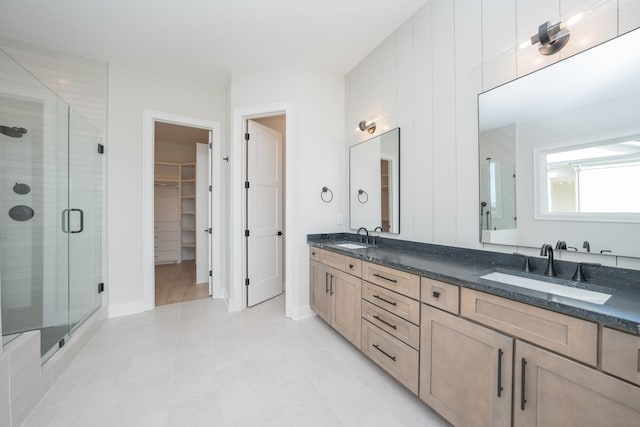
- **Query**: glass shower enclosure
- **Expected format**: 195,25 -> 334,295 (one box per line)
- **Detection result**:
0,48 -> 103,361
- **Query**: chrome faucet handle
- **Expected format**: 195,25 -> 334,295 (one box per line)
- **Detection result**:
572,262 -> 601,282
555,240 -> 567,250
512,253 -> 533,272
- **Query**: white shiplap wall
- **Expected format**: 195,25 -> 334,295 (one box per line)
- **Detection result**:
345,0 -> 640,268
0,36 -> 108,134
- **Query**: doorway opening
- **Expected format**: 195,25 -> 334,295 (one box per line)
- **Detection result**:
244,115 -> 286,309
153,122 -> 211,306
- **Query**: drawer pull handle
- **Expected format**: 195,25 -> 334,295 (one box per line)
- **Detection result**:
520,357 -> 527,411
325,272 -> 329,294
329,274 -> 334,296
373,273 -> 397,283
372,344 -> 396,361
373,315 -> 397,330
637,349 -> 640,373
497,348 -> 503,397
312,251 -> 316,256
432,291 -> 440,299
373,294 -> 397,306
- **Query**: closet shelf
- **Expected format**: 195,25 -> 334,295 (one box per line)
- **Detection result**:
181,243 -> 196,248
181,195 -> 195,199
181,211 -> 195,215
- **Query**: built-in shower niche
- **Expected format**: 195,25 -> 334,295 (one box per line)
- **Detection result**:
0,47 -> 103,362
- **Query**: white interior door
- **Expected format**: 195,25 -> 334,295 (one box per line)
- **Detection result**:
246,120 -> 283,307
195,142 -> 209,286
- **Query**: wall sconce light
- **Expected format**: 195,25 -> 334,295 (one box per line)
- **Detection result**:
358,120 -> 376,134
530,21 -> 570,55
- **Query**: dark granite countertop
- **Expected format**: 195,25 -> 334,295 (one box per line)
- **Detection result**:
308,233 -> 640,335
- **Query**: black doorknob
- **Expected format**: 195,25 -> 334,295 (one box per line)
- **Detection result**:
277,231 -> 283,236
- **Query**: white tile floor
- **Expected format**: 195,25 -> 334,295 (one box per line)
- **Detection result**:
23,295 -> 449,427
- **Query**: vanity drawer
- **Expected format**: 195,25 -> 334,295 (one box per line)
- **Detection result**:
319,249 -> 345,271
155,221 -> 179,232
362,300 -> 419,349
155,250 -> 179,263
460,288 -> 598,366
362,319 -> 419,395
362,261 -> 420,299
345,256 -> 362,277
421,277 -> 459,315
602,327 -> 640,386
362,282 -> 420,325
154,240 -> 179,251
309,246 -> 321,261
155,231 -> 178,242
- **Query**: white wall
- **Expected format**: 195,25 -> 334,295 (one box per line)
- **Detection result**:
107,64 -> 227,315
345,0 -> 640,269
229,61 -> 345,317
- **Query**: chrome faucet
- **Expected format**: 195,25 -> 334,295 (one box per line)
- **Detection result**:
357,227 -> 369,243
540,243 -> 557,277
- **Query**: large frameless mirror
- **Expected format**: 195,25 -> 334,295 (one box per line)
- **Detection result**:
349,128 -> 400,233
478,28 -> 640,257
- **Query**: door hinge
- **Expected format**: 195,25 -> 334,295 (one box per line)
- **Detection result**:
208,228 -> 212,234
97,143 -> 104,154
245,278 -> 250,286
98,282 -> 105,293
245,229 -> 250,237
209,185 -> 212,192
59,338 -> 65,348
209,142 -> 212,149
244,181 -> 250,189
209,270 -> 212,277
245,133 -> 250,141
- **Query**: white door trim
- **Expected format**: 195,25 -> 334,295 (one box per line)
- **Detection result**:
230,102 -> 294,318
142,109 -> 222,311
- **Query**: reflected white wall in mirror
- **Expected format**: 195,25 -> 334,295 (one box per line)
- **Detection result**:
478,28 -> 640,257
350,128 -> 400,233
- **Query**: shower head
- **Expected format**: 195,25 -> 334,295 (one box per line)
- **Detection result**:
0,126 -> 27,138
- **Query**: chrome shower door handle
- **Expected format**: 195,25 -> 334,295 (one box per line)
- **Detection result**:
70,208 -> 84,233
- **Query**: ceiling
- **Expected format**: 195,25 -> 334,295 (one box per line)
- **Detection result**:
155,121 -> 209,147
0,0 -> 427,79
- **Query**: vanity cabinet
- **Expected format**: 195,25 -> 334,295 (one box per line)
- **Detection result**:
309,252 -> 362,349
601,327 -> 640,386
514,340 -> 640,427
360,261 -> 421,394
460,288 -> 598,366
420,305 -> 513,427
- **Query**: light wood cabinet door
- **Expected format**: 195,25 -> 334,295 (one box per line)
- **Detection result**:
514,340 -> 640,427
331,269 -> 362,349
461,288 -> 598,366
310,260 -> 331,324
420,305 -> 513,427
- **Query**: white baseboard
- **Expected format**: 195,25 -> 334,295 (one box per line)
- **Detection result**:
108,300 -> 146,318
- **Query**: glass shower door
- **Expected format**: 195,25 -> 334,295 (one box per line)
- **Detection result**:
0,49 -> 71,358
68,110 -> 102,329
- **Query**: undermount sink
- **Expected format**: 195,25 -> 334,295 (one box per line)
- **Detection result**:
479,271 -> 612,305
334,242 -> 369,250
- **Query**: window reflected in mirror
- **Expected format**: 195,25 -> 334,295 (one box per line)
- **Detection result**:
542,138 -> 640,214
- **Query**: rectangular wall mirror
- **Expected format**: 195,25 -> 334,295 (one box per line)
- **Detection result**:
350,128 -> 400,233
478,28 -> 640,257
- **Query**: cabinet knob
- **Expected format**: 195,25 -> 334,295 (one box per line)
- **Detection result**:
432,291 -> 441,299
349,264 -> 354,269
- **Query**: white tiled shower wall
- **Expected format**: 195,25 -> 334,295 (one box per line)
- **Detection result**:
345,0 -> 640,270
0,36 -> 108,427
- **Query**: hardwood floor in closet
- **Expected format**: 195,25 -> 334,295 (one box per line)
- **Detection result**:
155,261 -> 209,306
